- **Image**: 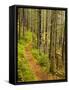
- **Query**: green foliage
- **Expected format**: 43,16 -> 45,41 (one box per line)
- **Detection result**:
32,48 -> 50,72
24,31 -> 32,43
31,48 -> 39,59
38,53 -> 50,72
18,31 -> 32,46
18,43 -> 24,59
18,32 -> 37,82
18,58 -> 36,82
32,33 -> 37,48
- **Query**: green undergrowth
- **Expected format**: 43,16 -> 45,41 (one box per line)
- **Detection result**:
31,48 -> 50,73
18,31 -> 37,82
18,56 -> 36,82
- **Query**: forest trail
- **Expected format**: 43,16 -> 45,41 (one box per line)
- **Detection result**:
24,42 -> 62,80
24,42 -> 48,80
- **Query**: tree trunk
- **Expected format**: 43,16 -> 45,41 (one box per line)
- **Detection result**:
37,9 -> 41,52
22,8 -> 24,37
49,10 -> 57,74
44,10 -> 48,54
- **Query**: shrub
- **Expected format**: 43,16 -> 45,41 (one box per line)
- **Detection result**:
38,53 -> 50,72
32,48 -> 50,73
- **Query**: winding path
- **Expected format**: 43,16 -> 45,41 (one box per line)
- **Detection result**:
24,42 -> 48,80
24,42 -> 62,80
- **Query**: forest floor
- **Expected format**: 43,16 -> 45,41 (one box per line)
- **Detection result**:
24,42 -> 48,80
18,31 -> 65,82
24,42 -> 61,80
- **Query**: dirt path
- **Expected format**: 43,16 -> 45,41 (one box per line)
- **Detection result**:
24,42 -> 62,80
24,42 -> 48,80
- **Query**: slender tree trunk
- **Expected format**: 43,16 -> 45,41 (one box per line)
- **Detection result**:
62,32 -> 65,66
18,9 -> 21,40
37,9 -> 41,52
30,9 -> 32,32
49,10 -> 57,74
44,10 -> 48,54
22,8 -> 24,37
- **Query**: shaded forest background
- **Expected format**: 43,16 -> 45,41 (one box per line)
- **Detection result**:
17,8 -> 66,82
